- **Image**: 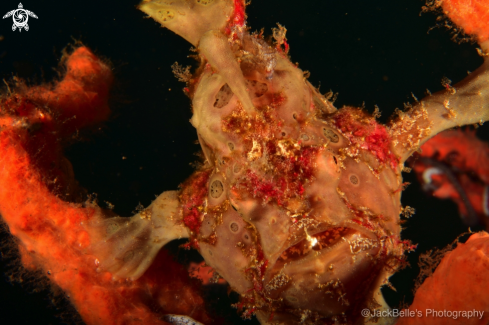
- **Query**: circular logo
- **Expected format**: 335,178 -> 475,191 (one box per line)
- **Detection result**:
2,3 -> 38,32
13,9 -> 28,28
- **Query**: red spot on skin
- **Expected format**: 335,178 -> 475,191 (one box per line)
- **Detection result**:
333,108 -> 399,170
276,39 -> 290,54
242,245 -> 268,312
344,200 -> 382,232
283,39 -> 290,53
0,47 -> 213,325
232,0 -> 246,27
268,311 -> 275,322
180,170 -> 211,234
256,249 -> 268,279
225,0 -> 246,35
271,92 -> 287,107
237,145 -> 318,206
237,295 -> 259,319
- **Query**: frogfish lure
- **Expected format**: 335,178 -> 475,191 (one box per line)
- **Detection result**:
1,0 -> 489,325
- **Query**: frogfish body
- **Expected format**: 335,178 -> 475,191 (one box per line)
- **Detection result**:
1,0 -> 489,324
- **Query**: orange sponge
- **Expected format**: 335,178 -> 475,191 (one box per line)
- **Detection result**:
0,47 -> 211,325
441,0 -> 489,43
398,232 -> 489,325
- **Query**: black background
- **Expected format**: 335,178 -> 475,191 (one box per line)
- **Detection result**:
0,0 -> 487,324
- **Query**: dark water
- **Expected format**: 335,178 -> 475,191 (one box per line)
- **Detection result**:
0,0 -> 487,324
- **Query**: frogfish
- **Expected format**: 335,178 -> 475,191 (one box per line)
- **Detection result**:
0,0 -> 489,324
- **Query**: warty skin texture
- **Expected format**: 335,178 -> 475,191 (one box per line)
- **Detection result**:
117,0 -> 489,323
0,0 -> 486,322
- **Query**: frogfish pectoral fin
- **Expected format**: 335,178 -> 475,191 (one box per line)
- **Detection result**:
87,190 -> 188,281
